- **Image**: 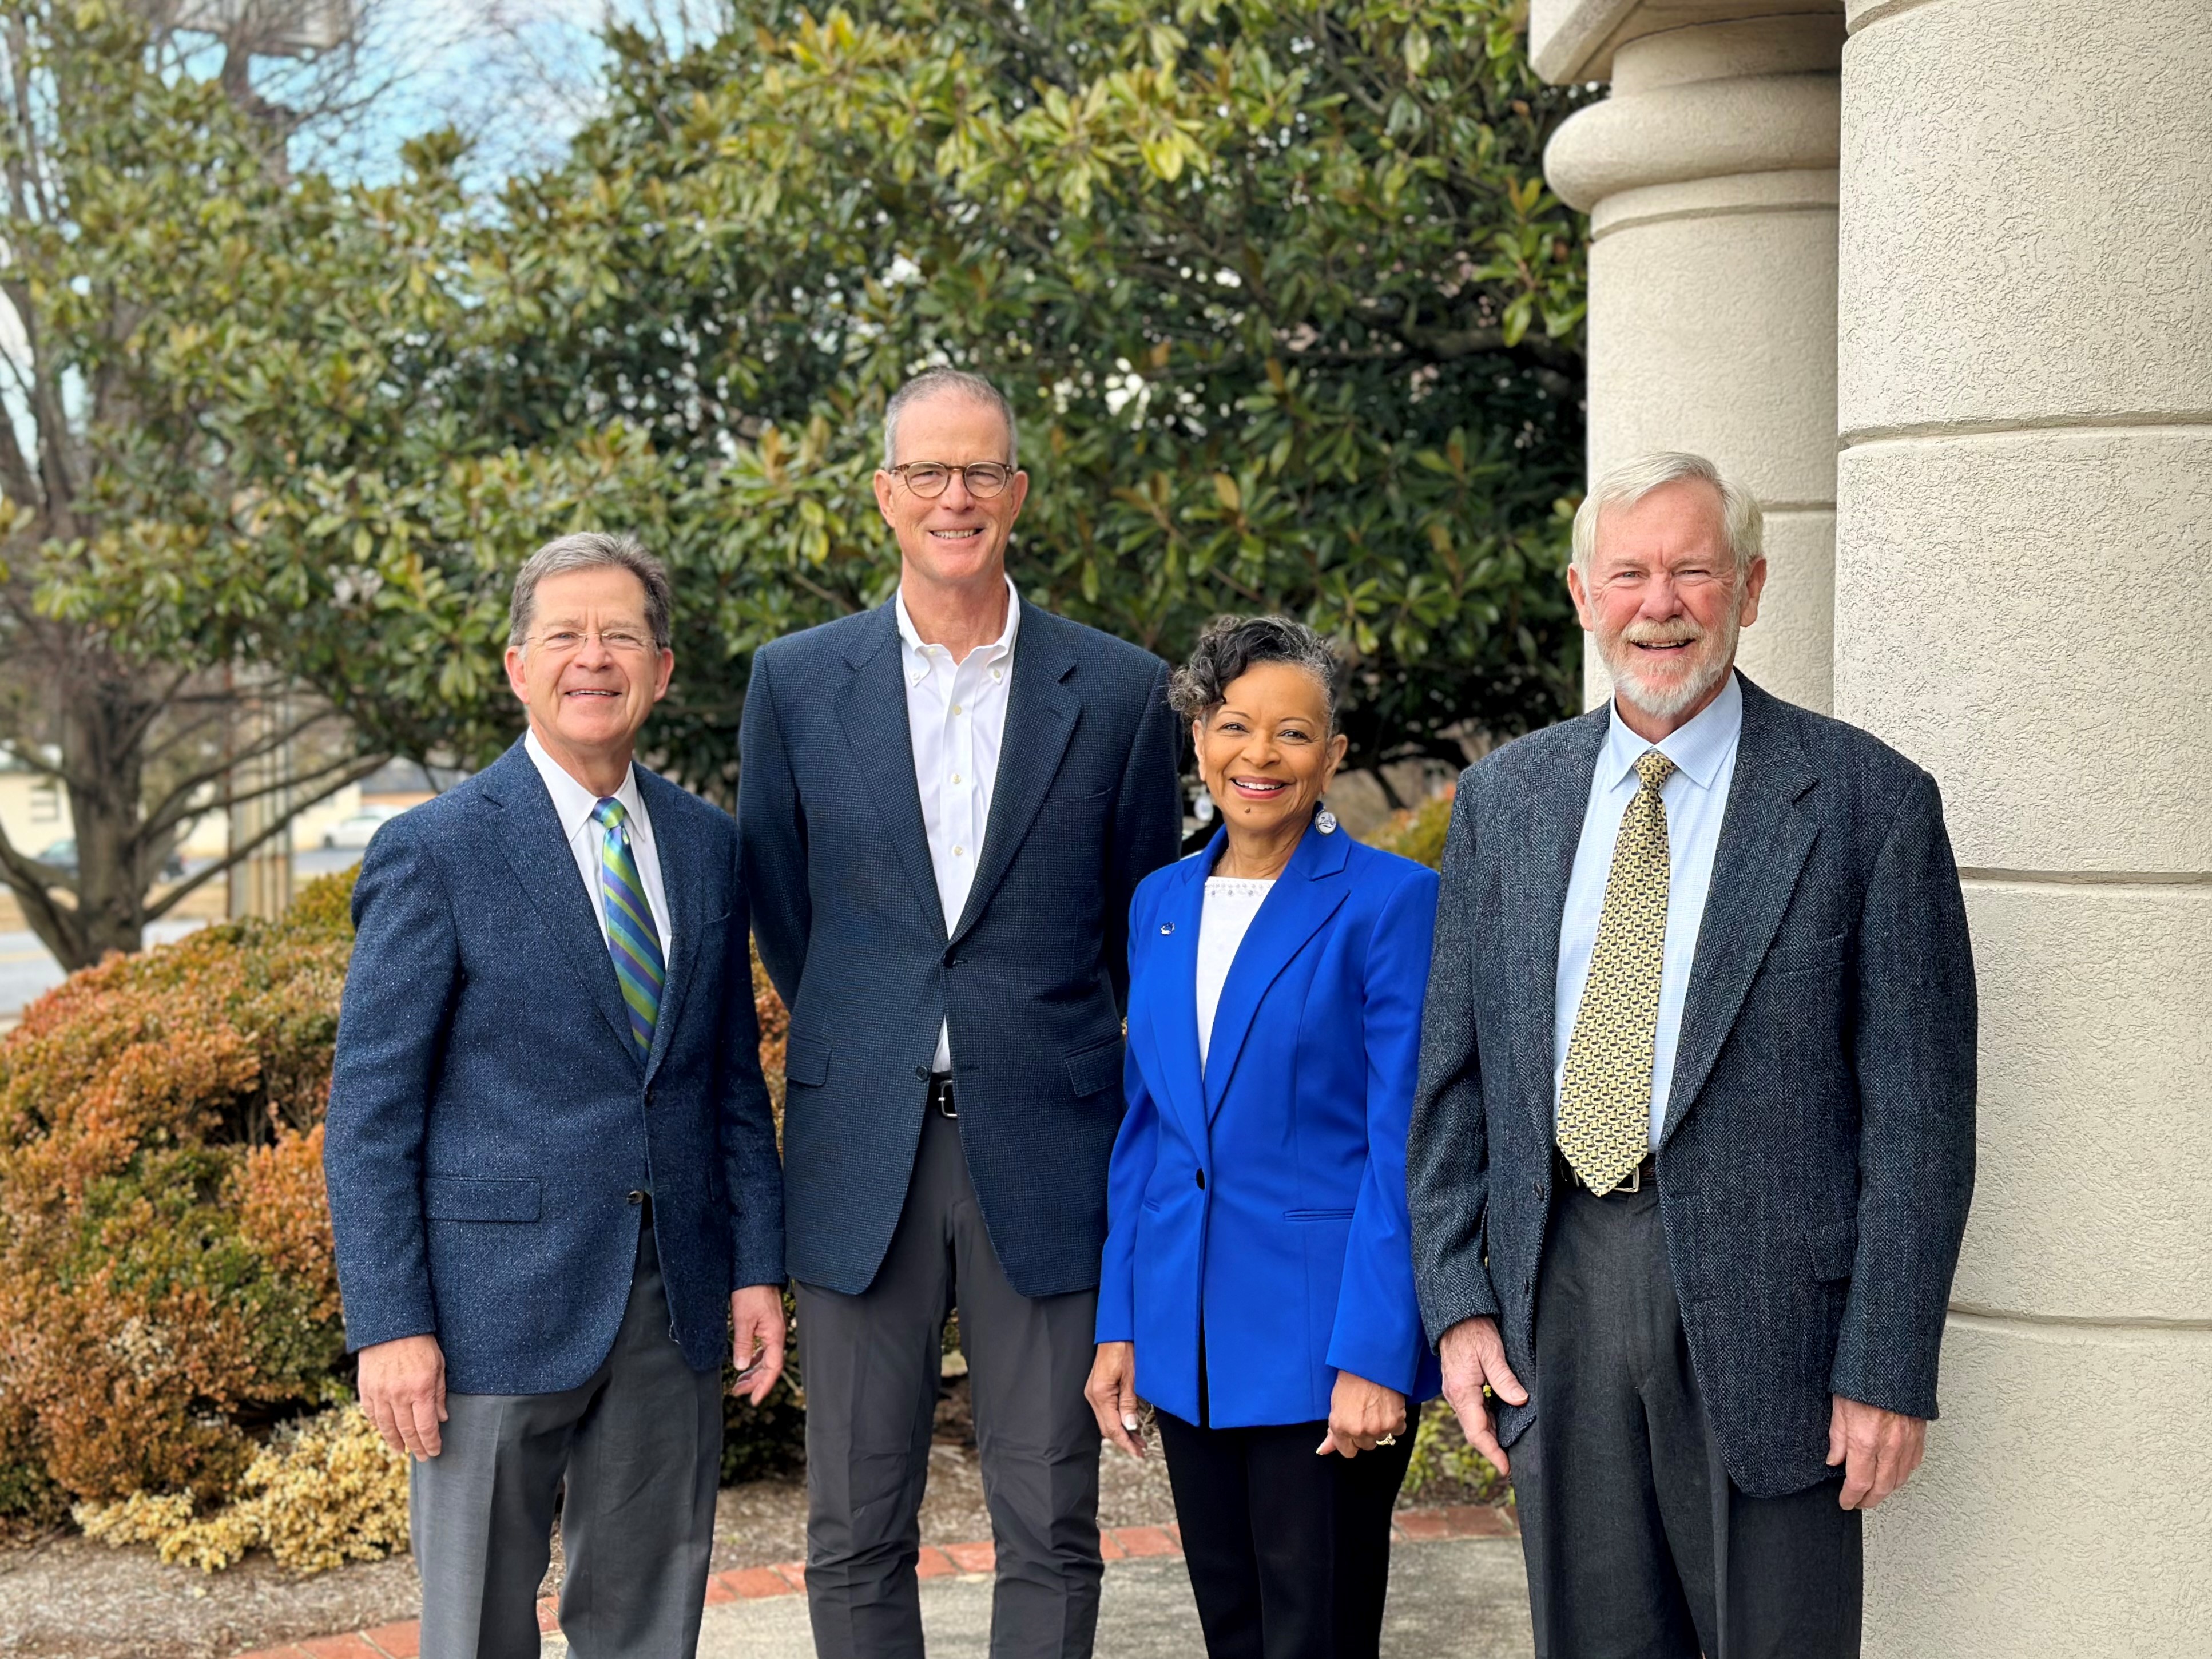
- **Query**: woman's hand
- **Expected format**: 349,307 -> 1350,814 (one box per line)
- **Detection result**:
1085,1342 -> 1145,1459
1317,1371 -> 1407,1458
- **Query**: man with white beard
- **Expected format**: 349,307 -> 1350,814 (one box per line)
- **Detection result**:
1405,452 -> 1978,1657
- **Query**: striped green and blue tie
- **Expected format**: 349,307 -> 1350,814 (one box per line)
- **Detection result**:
593,797 -> 664,1058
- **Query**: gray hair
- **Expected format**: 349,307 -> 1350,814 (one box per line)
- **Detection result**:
882,369 -> 1019,469
1169,614 -> 1344,733
1570,451 -> 1764,582
508,533 -> 673,652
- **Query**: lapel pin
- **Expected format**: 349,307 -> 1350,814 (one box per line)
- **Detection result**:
1161,922 -> 1174,935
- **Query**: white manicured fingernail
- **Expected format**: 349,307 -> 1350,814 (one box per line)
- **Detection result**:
1122,1415 -> 1139,1432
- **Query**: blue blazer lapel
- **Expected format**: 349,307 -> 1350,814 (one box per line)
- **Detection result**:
1203,821 -> 1352,1123
835,604 -> 945,930
1139,847 -> 1210,1145
635,768 -> 698,1087
1510,707 -> 1610,1144
951,602 -> 1078,946
480,741 -> 641,1067
1661,678 -> 1818,1148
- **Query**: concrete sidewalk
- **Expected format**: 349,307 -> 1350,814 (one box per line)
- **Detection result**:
546,1535 -> 1534,1658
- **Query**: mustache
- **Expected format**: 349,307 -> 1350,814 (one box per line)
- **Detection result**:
1618,618 -> 1707,647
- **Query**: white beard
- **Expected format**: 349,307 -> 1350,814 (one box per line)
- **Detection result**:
1598,606 -> 1740,723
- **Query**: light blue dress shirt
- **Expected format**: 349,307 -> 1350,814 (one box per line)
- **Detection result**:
1552,672 -> 1745,1148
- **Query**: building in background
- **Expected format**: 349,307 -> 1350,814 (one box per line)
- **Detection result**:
1528,1 -> 2209,1652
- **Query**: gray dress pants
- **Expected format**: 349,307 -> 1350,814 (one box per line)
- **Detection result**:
796,1109 -> 1103,1659
410,1209 -> 724,1659
1511,1177 -> 1862,1659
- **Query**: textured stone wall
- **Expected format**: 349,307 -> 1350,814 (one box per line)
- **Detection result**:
1544,13 -> 1844,712
1834,0 -> 2212,1650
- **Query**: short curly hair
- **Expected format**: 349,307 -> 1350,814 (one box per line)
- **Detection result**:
1168,614 -> 1343,732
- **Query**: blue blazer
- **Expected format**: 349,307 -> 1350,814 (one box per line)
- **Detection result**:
1097,820 -> 1444,1429
738,598 -> 1184,1298
323,740 -> 785,1395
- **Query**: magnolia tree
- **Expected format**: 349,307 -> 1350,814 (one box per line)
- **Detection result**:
445,0 -> 1593,800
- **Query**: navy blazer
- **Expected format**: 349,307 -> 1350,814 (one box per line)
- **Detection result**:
738,597 -> 1184,1298
1098,823 -> 1444,1429
1407,677 -> 1977,1497
323,740 -> 784,1395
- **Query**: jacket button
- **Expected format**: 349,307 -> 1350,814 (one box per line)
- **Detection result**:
914,1065 -> 930,1081
627,1190 -> 646,1205
1194,1170 -> 1206,1190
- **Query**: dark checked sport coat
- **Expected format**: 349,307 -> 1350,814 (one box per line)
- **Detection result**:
1407,676 -> 1978,1497
738,596 -> 1184,1299
323,740 -> 785,1394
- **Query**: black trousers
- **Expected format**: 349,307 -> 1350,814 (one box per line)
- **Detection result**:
1156,1408 -> 1416,1659
1513,1178 -> 1862,1659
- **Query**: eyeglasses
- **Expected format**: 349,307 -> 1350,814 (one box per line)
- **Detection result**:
887,461 -> 1015,499
531,626 -> 656,656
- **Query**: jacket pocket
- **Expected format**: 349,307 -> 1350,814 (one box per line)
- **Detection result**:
424,1176 -> 541,1223
1804,1216 -> 1858,1281
1284,1207 -> 1356,1222
1064,1037 -> 1125,1099
784,1032 -> 830,1088
1765,933 -> 1848,975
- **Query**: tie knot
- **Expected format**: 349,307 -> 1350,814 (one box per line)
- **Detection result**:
1634,750 -> 1677,795
593,797 -> 628,831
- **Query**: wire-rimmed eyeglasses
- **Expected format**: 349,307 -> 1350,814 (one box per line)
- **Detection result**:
886,461 -> 1015,499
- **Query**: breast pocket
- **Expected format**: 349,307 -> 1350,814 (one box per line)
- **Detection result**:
1763,932 -> 1848,978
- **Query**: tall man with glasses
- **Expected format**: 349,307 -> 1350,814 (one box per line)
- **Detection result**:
325,534 -> 787,1659
739,370 -> 1183,1658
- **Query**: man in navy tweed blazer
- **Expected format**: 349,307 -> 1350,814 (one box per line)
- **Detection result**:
1408,453 -> 1976,1658
738,371 -> 1182,1659
325,534 -> 786,1659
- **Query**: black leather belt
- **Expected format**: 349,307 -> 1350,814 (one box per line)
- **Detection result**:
1555,1147 -> 1657,1195
927,1073 -> 958,1118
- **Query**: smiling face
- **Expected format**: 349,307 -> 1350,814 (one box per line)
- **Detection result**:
872,391 -> 1030,597
1196,660 -> 1348,846
502,565 -> 674,774
1568,476 -> 1767,732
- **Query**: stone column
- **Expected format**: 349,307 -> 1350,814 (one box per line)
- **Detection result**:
1834,1 -> 2212,1653
1543,13 -> 1843,712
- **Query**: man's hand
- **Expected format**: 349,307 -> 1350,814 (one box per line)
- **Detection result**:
358,1335 -> 447,1460
1317,1371 -> 1407,1458
730,1285 -> 788,1406
1827,1395 -> 1927,1510
1085,1342 -> 1144,1459
1439,1316 -> 1528,1478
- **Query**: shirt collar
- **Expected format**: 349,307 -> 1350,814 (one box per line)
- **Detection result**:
524,728 -> 642,840
895,575 -> 1022,679
1600,669 -> 1744,793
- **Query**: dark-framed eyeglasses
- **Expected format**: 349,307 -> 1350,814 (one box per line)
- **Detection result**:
887,461 -> 1015,499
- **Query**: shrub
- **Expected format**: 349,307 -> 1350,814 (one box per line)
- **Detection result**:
0,867 -> 805,1566
1368,784 -> 1458,871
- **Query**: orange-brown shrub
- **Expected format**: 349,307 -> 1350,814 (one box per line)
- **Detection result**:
0,869 -> 800,1534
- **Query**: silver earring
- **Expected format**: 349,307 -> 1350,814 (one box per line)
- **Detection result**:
1315,808 -> 1338,835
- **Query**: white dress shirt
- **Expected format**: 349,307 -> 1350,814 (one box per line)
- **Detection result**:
525,729 -> 673,956
1196,877 -> 1274,1069
1552,671 -> 1744,1148
896,576 -> 1021,1073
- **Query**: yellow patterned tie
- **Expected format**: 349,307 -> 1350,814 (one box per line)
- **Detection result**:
1557,749 -> 1677,1193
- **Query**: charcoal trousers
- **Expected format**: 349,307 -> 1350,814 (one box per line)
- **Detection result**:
796,1108 -> 1104,1659
409,1209 -> 724,1659
1512,1178 -> 1862,1659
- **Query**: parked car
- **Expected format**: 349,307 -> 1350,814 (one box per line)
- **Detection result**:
322,805 -> 404,850
35,838 -> 188,882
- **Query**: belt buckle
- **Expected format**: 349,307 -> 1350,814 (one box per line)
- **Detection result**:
1621,1161 -> 1641,1194
930,1076 -> 958,1118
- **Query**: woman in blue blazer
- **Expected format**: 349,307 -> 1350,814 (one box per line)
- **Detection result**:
1086,616 -> 1442,1659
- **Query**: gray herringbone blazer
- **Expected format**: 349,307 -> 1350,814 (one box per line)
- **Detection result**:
1407,676 -> 1977,1498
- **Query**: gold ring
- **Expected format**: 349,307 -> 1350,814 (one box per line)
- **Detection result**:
1375,1433 -> 1397,1446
